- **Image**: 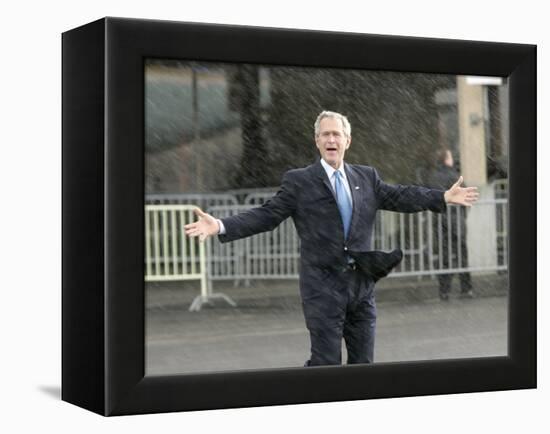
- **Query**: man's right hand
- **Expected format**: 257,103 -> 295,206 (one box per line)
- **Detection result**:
184,208 -> 220,242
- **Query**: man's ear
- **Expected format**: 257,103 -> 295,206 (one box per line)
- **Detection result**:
346,136 -> 352,149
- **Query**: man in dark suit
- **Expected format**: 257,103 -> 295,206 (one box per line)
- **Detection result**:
185,111 -> 479,366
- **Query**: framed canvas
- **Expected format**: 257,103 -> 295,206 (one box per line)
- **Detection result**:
62,17 -> 536,416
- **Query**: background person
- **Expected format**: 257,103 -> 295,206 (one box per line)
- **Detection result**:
425,148 -> 474,300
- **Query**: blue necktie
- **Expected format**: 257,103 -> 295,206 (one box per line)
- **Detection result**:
334,171 -> 352,239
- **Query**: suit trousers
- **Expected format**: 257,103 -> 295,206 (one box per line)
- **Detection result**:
302,266 -> 376,366
433,211 -> 472,295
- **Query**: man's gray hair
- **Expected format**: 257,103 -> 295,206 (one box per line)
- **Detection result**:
314,111 -> 352,138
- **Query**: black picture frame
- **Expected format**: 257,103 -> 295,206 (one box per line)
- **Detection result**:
62,17 -> 536,416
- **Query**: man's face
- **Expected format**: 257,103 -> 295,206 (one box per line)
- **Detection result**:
444,150 -> 454,167
315,117 -> 351,169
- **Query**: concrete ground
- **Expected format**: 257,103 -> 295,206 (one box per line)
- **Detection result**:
145,273 -> 508,375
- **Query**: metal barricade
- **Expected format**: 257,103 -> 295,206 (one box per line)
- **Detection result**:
144,204 -> 235,311
377,200 -> 508,277
226,187 -> 279,204
144,195 -> 508,309
242,192 -> 299,283
208,197 -> 508,280
243,191 -> 277,206
146,193 -> 239,210
493,179 -> 508,199
206,204 -> 251,283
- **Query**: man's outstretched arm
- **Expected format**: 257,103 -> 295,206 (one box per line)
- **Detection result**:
185,171 -> 298,242
374,169 -> 479,213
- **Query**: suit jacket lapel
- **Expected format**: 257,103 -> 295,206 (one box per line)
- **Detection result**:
313,159 -> 336,199
344,163 -> 362,240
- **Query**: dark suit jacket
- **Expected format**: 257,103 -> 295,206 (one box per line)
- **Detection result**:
219,160 -> 446,295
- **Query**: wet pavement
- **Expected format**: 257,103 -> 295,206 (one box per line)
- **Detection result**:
145,274 -> 508,375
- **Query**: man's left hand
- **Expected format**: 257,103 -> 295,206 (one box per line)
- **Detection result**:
444,176 -> 480,207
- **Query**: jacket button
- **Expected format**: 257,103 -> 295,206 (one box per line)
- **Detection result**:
344,246 -> 348,251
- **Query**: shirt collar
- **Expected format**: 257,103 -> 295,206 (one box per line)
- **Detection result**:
320,158 -> 346,180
